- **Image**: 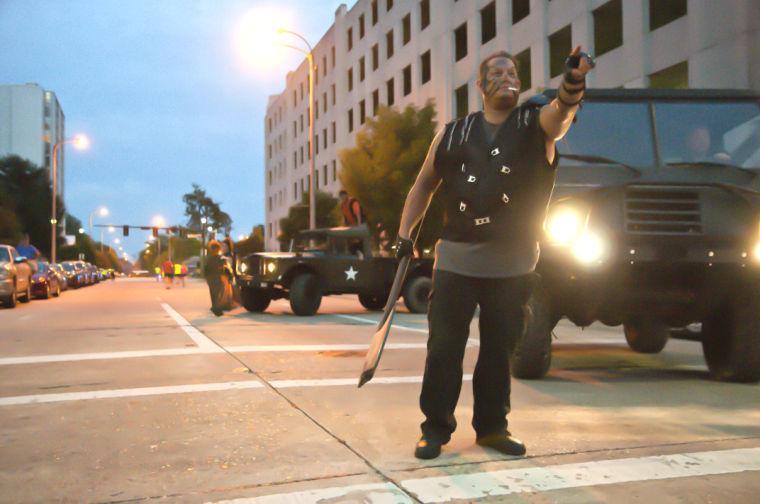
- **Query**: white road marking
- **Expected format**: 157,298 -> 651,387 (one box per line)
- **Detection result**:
210,482 -> 414,504
401,447 -> 760,502
0,375 -> 474,406
207,447 -> 760,504
335,314 -> 428,333
161,302 -> 219,350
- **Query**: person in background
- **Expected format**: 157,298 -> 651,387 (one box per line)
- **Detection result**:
174,262 -> 185,287
204,240 -> 234,316
154,266 -> 162,282
339,190 -> 365,226
16,234 -> 40,260
161,259 -> 174,289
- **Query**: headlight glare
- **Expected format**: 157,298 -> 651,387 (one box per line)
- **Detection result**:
266,262 -> 276,273
753,242 -> 760,262
572,232 -> 607,264
546,207 -> 583,245
239,262 -> 248,273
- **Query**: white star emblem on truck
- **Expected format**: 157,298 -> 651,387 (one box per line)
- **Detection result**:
344,266 -> 358,281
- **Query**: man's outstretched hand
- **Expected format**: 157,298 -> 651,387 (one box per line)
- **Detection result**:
564,45 -> 595,82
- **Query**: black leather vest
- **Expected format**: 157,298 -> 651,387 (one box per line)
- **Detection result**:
434,103 -> 558,243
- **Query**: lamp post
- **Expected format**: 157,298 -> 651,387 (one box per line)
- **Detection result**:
89,206 -> 108,238
277,28 -> 316,230
51,134 -> 89,263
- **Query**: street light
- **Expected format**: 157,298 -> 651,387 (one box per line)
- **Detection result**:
51,134 -> 89,263
276,27 -> 316,230
89,206 -> 108,238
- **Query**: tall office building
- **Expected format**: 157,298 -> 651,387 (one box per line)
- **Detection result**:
0,83 -> 66,202
264,0 -> 758,250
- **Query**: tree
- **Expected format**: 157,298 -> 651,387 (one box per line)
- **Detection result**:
278,191 -> 340,245
338,101 -> 443,252
235,224 -> 265,257
182,183 -> 232,234
0,155 -> 65,254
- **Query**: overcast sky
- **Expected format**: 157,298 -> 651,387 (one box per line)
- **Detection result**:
0,0 -> 348,259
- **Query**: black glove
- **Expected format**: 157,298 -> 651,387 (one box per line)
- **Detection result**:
394,236 -> 414,260
564,51 -> 595,83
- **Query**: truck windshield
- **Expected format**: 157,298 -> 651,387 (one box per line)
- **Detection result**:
0,248 -> 9,262
557,102 -> 656,168
291,236 -> 329,253
655,101 -> 760,170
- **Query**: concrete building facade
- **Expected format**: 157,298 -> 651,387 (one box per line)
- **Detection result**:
263,0 -> 759,250
0,83 -> 66,200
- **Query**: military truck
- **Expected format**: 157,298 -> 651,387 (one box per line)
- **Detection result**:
236,225 -> 433,316
512,89 -> 759,383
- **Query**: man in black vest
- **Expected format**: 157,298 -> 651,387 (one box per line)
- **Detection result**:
396,46 -> 593,459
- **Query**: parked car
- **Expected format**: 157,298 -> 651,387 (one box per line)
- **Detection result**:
0,244 -> 33,307
237,225 -> 433,316
30,261 -> 62,299
513,88 -> 760,383
61,261 -> 85,288
50,263 -> 69,291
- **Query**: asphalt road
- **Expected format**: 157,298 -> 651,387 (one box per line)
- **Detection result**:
0,278 -> 758,503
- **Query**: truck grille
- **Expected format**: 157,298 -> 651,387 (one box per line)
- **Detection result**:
624,186 -> 702,235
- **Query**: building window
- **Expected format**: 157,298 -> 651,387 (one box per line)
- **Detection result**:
267,223 -> 271,238
386,29 -> 394,59
323,165 -> 328,187
454,23 -> 467,62
293,151 -> 297,168
372,1 -> 378,25
420,50 -> 431,84
402,14 -> 411,45
420,0 -> 430,30
481,2 -> 496,44
359,14 -> 365,39
372,89 -> 379,115
372,44 -> 379,70
594,0 -> 622,57
300,114 -> 304,132
359,57 -> 366,81
360,99 -> 366,124
300,82 -> 304,100
293,90 -> 296,107
294,182 -> 298,201
293,121 -> 297,138
649,60 -> 688,88
300,146 -> 304,164
512,0 -> 529,24
332,160 -> 337,181
348,68 -> 354,91
331,121 -> 336,143
323,128 -> 327,149
331,84 -> 336,105
386,0 -> 393,12
387,77 -> 395,106
347,27 -> 353,51
403,64 -> 412,96
268,117 -> 272,132
455,83 -> 468,119
348,109 -> 354,132
650,0 -> 687,31
549,25 -> 571,78
331,46 -> 335,67
315,134 -> 319,154
268,144 -> 272,159
323,92 -> 327,113
515,47 -> 531,91
322,55 -> 327,76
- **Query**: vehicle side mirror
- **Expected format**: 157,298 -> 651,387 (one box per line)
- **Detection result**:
14,256 -> 27,264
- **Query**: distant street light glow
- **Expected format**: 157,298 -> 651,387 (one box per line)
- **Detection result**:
108,226 -> 115,233
78,228 -> 85,234
99,207 -> 109,217
72,134 -> 90,150
152,215 -> 166,227
233,6 -> 295,74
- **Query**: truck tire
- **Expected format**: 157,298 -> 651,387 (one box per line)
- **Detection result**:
19,281 -> 31,303
358,293 -> 387,311
511,283 -> 558,379
623,318 -> 669,353
290,273 -> 322,316
403,276 -> 431,314
241,287 -> 271,312
702,280 -> 759,383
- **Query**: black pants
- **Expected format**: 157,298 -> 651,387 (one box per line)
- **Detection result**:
420,269 -> 533,443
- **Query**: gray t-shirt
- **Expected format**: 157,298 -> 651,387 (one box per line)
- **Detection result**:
433,117 -> 539,279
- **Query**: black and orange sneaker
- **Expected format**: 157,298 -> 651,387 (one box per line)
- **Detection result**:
476,432 -> 526,456
414,436 -> 443,459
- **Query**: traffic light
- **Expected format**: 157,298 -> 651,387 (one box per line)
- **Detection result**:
123,225 -> 129,236
152,227 -> 158,237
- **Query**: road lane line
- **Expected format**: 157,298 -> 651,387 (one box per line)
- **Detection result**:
211,482 -> 414,504
207,447 -> 760,503
0,375 -> 474,406
401,447 -> 760,502
0,380 -> 265,406
335,314 -> 480,347
160,302 -> 219,350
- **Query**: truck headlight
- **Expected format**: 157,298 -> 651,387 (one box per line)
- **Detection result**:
753,242 -> 760,262
239,262 -> 248,273
545,207 -> 584,246
266,262 -> 276,273
572,232 -> 607,264
0,266 -> 9,279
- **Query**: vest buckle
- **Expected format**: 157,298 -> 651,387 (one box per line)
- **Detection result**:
467,175 -> 477,183
474,216 -> 491,226
502,193 -> 510,204
501,165 -> 511,174
459,201 -> 467,212
490,147 -> 500,157
461,163 -> 466,172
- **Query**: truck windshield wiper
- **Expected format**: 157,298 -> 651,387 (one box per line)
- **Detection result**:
665,161 -> 758,177
560,154 -> 642,176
